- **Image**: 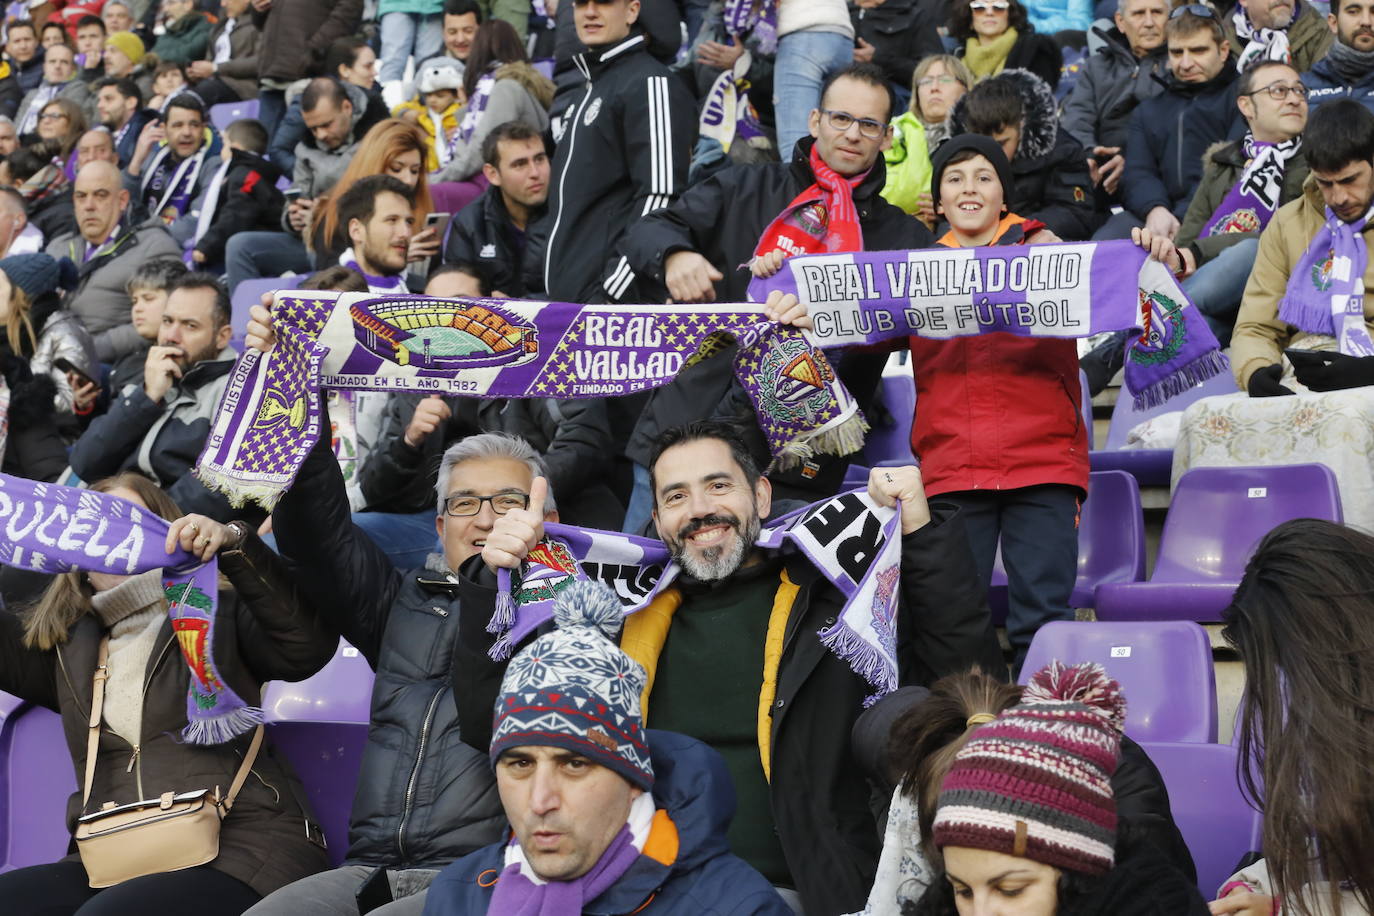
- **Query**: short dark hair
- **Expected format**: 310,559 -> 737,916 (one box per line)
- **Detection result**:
443,0 -> 482,19
300,265 -> 369,292
95,75 -> 143,107
323,36 -> 369,80
1237,58 -> 1298,98
7,139 -> 64,182
300,77 -> 349,114
481,120 -> 543,168
169,272 -> 231,329
1165,9 -> 1226,45
949,0 -> 1029,41
1305,99 -> 1374,174
429,261 -> 487,295
648,419 -> 762,501
819,62 -> 896,124
76,14 -> 105,32
959,77 -> 1026,137
225,118 -> 268,153
464,20 -> 525,98
165,91 -> 205,120
154,60 -> 187,80
8,19 -> 36,38
127,257 -> 188,295
336,174 -> 415,231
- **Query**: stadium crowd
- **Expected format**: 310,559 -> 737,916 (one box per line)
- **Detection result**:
0,0 -> 1370,913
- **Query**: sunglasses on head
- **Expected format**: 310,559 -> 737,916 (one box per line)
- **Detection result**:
969,1 -> 1011,11
1169,3 -> 1217,18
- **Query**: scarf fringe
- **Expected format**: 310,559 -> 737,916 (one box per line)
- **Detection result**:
1277,296 -> 1336,338
194,467 -> 289,512
769,412 -> 868,471
1130,348 -> 1231,410
181,705 -> 263,745
490,567 -> 516,634
817,620 -> 897,708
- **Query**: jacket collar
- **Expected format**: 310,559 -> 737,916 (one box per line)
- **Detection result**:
786,136 -> 890,202
573,33 -> 646,81
1163,60 -> 1238,96
177,348 -> 237,390
1093,24 -> 1167,66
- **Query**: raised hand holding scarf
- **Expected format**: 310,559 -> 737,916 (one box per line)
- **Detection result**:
0,473 -> 260,744
755,143 -> 866,260
723,0 -> 777,53
1278,203 -> 1374,356
1232,6 -> 1292,69
1200,133 -> 1301,237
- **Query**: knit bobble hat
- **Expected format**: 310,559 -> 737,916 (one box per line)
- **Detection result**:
931,660 -> 1127,876
0,252 -> 75,303
105,31 -> 146,66
490,579 -> 654,790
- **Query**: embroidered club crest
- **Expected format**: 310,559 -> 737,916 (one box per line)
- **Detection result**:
584,96 -> 603,126
1128,289 -> 1187,367
1208,208 -> 1261,235
517,538 -> 579,607
795,203 -> 828,238
756,334 -> 839,427
1312,253 -> 1334,291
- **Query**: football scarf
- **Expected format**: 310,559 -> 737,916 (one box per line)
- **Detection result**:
1199,133 -> 1300,238
1278,202 -> 1374,356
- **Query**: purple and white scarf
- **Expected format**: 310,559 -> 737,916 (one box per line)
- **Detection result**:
340,247 -> 408,294
0,473 -> 260,744
1233,5 -> 1293,70
1277,203 -> 1374,356
141,141 -> 212,224
723,0 -> 778,53
698,49 -> 768,156
0,376 -> 9,468
1200,133 -> 1301,238
456,63 -> 499,145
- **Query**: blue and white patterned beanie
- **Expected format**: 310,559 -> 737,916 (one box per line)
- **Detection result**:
489,579 -> 653,790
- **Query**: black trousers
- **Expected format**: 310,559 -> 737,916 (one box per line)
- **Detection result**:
0,859 -> 260,916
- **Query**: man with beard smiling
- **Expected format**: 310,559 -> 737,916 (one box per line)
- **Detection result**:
464,419 -> 1002,914
69,272 -> 253,522
332,174 -> 418,291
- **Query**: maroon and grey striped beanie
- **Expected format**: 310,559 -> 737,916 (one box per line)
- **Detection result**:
931,660 -> 1127,876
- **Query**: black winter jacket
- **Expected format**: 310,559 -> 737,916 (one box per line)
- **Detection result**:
955,28 -> 1063,90
442,185 -> 545,300
272,415 -> 506,870
0,63 -> 21,120
949,69 -> 1097,240
540,33 -> 696,302
1061,26 -> 1168,151
252,0 -> 363,83
0,348 -> 65,482
453,504 -> 1004,915
194,148 -> 285,265
1122,65 -> 1244,221
851,0 -> 944,95
620,138 -> 934,500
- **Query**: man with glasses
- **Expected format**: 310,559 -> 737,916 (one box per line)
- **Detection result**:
1223,0 -> 1332,72
242,290 -> 557,916
1304,0 -> 1374,112
617,63 -> 934,532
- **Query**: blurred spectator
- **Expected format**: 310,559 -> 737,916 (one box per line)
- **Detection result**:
376,0 -> 443,88
266,36 -> 385,175
443,121 -> 548,298
34,97 -> 88,165
540,0 -> 694,302
1303,0 -> 1374,112
0,51 -> 23,121
1222,0 -> 1331,72
850,0 -> 944,107
394,56 -> 462,172
40,21 -> 69,50
126,92 -> 221,240
689,0 -> 779,147
773,0 -> 856,155
1022,0 -> 1093,35
101,0 -> 136,38
0,185 -> 44,255
185,0 -> 261,107
74,14 -> 106,77
882,54 -> 973,224
425,0 -> 481,75
949,68 -> 1097,239
75,125 -> 117,168
103,30 -> 153,98
16,42 -> 84,136
432,19 -> 554,183
6,20 -> 45,95
108,254 -> 187,394
68,271 -> 249,521
4,139 -> 76,242
45,160 -> 181,361
153,0 -> 212,64
93,75 -> 155,166
949,0 -> 1061,90
148,60 -> 189,110
191,118 -> 285,271
252,0 -> 365,133
0,115 -> 17,152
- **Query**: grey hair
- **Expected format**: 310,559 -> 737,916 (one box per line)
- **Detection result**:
0,115 -> 13,127
434,432 -> 557,515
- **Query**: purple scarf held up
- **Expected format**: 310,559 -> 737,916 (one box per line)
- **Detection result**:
0,473 -> 261,745
1278,203 -> 1374,357
1199,134 -> 1301,238
487,823 -> 641,915
722,0 -> 778,52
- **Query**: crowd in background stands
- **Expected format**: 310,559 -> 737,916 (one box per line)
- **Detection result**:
0,0 -> 1371,913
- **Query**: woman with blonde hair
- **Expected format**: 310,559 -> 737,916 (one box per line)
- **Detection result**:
307,118 -> 438,269
882,54 -> 974,225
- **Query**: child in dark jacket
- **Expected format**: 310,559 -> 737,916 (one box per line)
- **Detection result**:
191,118 -> 284,270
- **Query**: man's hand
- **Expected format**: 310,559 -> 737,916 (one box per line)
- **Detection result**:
69,373 -> 98,413
696,39 -> 744,70
1209,891 -> 1275,916
1089,147 -> 1124,194
187,60 -> 215,80
915,191 -> 936,228
763,290 -> 812,329
408,225 -> 440,262
750,248 -> 787,279
1130,225 -> 1183,275
1290,350 -> 1374,391
1144,205 -> 1180,241
191,249 -> 206,264
853,37 -> 876,62
1248,363 -> 1295,397
481,476 -> 548,570
143,345 -> 184,403
405,394 -> 451,448
287,197 -> 315,234
868,465 -> 932,535
664,250 -> 723,302
166,514 -> 236,562
129,119 -> 165,174
245,295 -> 277,353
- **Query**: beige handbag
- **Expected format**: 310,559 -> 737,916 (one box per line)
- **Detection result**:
73,638 -> 264,888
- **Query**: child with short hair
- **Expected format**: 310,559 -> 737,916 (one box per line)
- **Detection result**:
394,58 -> 463,172
190,118 -> 286,270
108,256 -> 187,395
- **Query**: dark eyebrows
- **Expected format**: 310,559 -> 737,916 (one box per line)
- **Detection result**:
658,470 -> 734,498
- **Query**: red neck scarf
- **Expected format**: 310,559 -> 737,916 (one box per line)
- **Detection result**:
755,144 -> 867,259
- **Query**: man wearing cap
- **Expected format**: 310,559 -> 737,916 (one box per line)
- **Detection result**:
423,580 -> 790,915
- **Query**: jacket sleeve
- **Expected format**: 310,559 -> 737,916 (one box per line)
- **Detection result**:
215,26 -> 260,81
306,0 -> 363,53
537,398 -> 614,495
1231,213 -> 1295,387
600,69 -> 697,301
1026,142 -> 1098,241
93,316 -> 152,365
0,608 -> 59,711
1114,735 -> 1199,885
268,107 -> 304,178
164,471 -> 247,523
272,403 -> 405,668
895,503 -> 1005,686
357,391 -> 448,513
223,531 -> 338,684
32,316 -> 96,414
619,170 -> 735,302
68,382 -> 163,482
1122,104 -> 1173,220
1060,62 -> 1102,149
451,556 -> 515,752
195,166 -> 280,263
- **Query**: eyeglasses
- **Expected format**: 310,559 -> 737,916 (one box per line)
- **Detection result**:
918,75 -> 964,88
443,493 -> 530,517
821,109 -> 887,140
969,1 -> 1010,10
39,111 -> 67,121
1169,3 -> 1217,18
1248,81 -> 1308,101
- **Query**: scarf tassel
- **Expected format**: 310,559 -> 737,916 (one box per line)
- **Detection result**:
768,412 -> 869,471
1277,295 -> 1340,340
181,704 -> 264,745
489,566 -> 517,635
816,620 -> 897,709
1130,348 -> 1231,411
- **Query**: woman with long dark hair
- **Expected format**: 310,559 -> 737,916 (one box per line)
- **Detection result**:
948,0 -> 1061,89
1215,518 -> 1374,915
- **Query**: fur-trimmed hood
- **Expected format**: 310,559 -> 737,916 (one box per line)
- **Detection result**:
494,60 -> 557,111
949,68 -> 1059,162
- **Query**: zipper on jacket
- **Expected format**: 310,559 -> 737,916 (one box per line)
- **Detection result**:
130,635 -> 177,800
544,85 -> 592,293
396,686 -> 447,862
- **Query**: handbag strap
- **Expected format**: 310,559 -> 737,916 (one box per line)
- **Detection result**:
80,636 -> 265,813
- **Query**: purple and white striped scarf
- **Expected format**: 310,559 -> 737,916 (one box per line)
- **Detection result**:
0,473 -> 260,744
1199,133 -> 1300,238
457,63 -> 499,145
723,0 -> 778,53
1278,202 -> 1374,356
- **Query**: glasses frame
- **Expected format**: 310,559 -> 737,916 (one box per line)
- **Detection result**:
443,492 -> 531,518
1246,81 -> 1309,102
820,108 -> 888,140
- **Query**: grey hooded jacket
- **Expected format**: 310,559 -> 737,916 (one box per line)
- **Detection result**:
1061,26 -> 1167,152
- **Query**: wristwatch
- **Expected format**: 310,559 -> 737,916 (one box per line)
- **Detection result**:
222,520 -> 252,554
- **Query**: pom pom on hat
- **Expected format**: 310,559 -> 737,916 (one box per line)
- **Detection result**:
551,578 -> 625,642
1022,659 -> 1127,732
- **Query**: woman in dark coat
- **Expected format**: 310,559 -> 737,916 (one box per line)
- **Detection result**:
949,0 -> 1062,90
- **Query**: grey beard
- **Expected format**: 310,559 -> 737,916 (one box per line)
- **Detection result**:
672,513 -> 761,581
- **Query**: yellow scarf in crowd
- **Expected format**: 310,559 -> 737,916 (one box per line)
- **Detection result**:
964,26 -> 1019,78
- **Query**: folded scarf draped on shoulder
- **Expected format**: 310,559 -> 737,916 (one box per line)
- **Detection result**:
1278,202 -> 1374,357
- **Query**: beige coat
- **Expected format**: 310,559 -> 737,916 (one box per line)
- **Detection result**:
1232,177 -> 1374,387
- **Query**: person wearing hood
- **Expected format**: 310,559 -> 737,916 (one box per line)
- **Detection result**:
1061,0 -> 1169,205
394,56 -> 464,173
1303,0 -> 1374,114
153,0 -> 213,64
421,580 -> 791,916
190,118 -> 285,272
949,68 -> 1098,240
1222,0 -> 1332,73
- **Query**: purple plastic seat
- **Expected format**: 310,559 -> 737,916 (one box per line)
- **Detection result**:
1138,741 -> 1262,896
209,99 -> 261,132
1020,620 -> 1216,742
262,640 -> 375,867
0,691 -> 77,872
230,275 -> 303,353
1090,370 -> 1238,486
1095,463 -> 1343,623
859,374 -> 916,467
987,470 -> 1147,622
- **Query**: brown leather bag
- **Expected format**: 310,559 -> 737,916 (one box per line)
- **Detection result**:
73,638 -> 263,888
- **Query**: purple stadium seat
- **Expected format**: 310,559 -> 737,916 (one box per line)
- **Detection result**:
262,640 -> 375,867
1020,620 -> 1216,742
988,470 -> 1147,620
230,275 -> 304,352
0,692 -> 77,872
859,374 -> 916,467
1090,370 -> 1238,486
1095,464 -> 1342,622
1139,742 -> 1262,896
209,99 -> 261,132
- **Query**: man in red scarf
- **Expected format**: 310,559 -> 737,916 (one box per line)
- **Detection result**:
619,62 -> 935,529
